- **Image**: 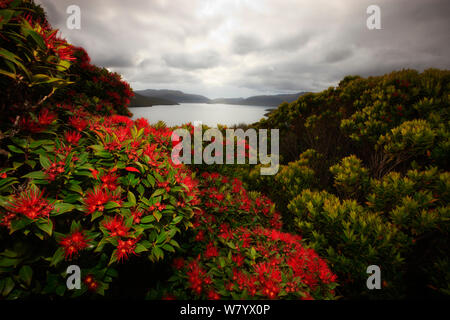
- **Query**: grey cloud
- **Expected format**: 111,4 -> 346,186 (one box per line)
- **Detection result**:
324,48 -> 354,63
232,35 -> 263,55
163,50 -> 221,70
36,0 -> 450,97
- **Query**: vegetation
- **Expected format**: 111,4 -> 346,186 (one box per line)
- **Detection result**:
0,0 -> 448,300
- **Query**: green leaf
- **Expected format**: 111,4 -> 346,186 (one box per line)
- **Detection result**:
52,203 -> 75,216
23,28 -> 46,50
147,174 -> 156,187
39,154 -> 51,169
162,244 -> 175,253
151,247 -> 164,261
9,218 -> 33,234
68,183 -> 83,194
0,48 -> 30,79
153,211 -> 162,222
172,216 -> 183,224
36,219 -> 53,236
22,171 -> 46,180
140,215 -> 155,224
18,265 -> 33,286
7,145 -> 24,154
2,277 -> 14,297
151,188 -> 165,198
127,191 -> 136,206
108,250 -> 118,266
104,201 -> 121,210
50,248 -> 65,267
135,244 -> 148,254
156,231 -> 167,244
91,210 -> 103,222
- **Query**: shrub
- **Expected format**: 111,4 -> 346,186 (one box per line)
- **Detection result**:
288,189 -> 409,298
155,227 -> 337,300
192,172 -> 282,239
0,113 -> 199,298
366,168 -> 450,297
329,155 -> 370,200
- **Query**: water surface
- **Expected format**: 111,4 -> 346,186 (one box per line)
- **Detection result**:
129,103 -> 270,127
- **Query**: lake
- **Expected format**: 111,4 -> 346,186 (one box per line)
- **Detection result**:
129,103 -> 271,127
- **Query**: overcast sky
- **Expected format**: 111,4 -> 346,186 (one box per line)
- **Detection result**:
36,0 -> 450,98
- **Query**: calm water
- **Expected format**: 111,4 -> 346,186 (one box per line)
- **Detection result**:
129,103 -> 270,127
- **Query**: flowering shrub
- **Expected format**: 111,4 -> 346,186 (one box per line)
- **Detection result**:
193,172 -> 282,235
146,172 -> 339,300
0,111 -> 200,298
0,1 -> 201,298
1,0 -> 448,301
251,68 -> 449,299
59,46 -> 134,116
0,0 -> 73,123
156,226 -> 337,300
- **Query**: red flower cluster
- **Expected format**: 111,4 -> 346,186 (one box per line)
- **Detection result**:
84,187 -> 110,214
6,188 -> 53,220
20,108 -> 57,133
168,225 -> 337,300
102,215 -> 129,237
60,231 -> 89,259
84,274 -> 99,292
116,238 -> 138,262
69,116 -> 88,131
100,171 -> 119,191
64,130 -> 82,145
45,159 -> 66,181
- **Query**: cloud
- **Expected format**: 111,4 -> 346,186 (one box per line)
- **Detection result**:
232,34 -> 263,55
36,0 -> 450,98
324,48 -> 354,64
163,50 -> 221,70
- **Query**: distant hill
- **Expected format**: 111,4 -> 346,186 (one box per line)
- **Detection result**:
134,89 -> 308,107
129,92 -> 177,107
210,92 -> 307,107
136,89 -> 210,103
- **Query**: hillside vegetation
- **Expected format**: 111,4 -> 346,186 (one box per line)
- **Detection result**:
0,0 -> 448,300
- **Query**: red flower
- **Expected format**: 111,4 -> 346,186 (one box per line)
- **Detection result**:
44,160 -> 66,181
204,242 -> 218,259
69,116 -> 88,131
60,231 -> 89,259
0,0 -> 13,9
125,167 -> 140,173
89,168 -> 99,179
172,257 -> 185,270
116,238 -> 137,262
207,290 -> 220,300
187,260 -> 206,296
38,108 -> 57,126
65,130 -> 82,145
83,274 -> 99,292
195,230 -> 205,242
6,188 -> 53,220
102,215 -> 129,237
100,172 -> 119,191
232,254 -> 245,267
131,208 -> 144,224
19,109 -> 57,133
84,187 -> 110,214
0,172 -> 7,179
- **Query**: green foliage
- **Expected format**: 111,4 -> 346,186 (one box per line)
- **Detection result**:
288,189 -> 408,298
330,155 -> 370,200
